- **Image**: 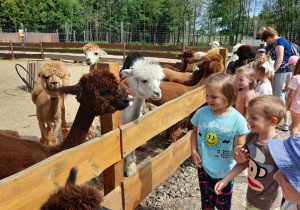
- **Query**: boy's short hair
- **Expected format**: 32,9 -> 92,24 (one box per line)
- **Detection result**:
205,73 -> 238,108
254,55 -> 274,77
248,95 -> 285,123
236,65 -> 257,90
260,27 -> 278,42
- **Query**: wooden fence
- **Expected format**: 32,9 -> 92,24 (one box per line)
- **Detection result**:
0,41 -> 255,70
0,62 -> 206,210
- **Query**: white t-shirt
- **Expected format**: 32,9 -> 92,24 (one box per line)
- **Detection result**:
281,200 -> 298,210
255,82 -> 273,96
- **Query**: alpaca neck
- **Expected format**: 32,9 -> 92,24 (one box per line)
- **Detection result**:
122,97 -> 145,124
59,105 -> 94,150
48,96 -> 60,116
180,59 -> 188,72
89,64 -> 97,72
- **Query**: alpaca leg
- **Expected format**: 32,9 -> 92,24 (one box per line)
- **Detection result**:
39,122 -> 49,145
50,120 -> 61,146
61,99 -> 71,140
169,121 -> 183,143
125,151 -> 137,177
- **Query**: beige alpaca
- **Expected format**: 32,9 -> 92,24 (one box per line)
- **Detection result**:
32,60 -> 70,145
83,43 -> 107,72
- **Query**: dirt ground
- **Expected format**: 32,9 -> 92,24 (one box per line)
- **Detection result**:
0,58 -> 290,209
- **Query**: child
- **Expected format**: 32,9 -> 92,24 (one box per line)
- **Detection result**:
286,56 -> 300,135
190,73 -> 248,209
269,133 -> 300,209
235,65 -> 257,119
257,48 -> 267,59
214,95 -> 285,210
254,55 -> 274,96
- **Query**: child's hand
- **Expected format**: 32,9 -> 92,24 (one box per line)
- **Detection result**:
233,148 -> 249,163
282,86 -> 289,93
191,151 -> 202,168
214,180 -> 228,195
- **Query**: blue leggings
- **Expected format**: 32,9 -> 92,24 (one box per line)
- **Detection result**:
198,167 -> 234,210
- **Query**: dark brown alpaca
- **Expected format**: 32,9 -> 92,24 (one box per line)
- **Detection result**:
41,168 -> 110,210
0,70 -> 129,180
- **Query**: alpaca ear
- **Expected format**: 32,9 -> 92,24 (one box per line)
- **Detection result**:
59,85 -> 82,96
121,69 -> 134,77
99,49 -> 108,56
66,168 -> 78,186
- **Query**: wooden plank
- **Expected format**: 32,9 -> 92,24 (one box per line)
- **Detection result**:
0,53 -> 11,58
120,86 -> 206,157
219,48 -> 228,72
14,54 -> 42,59
44,54 -> 86,62
0,129 -> 122,210
102,186 -> 123,210
122,132 -> 192,210
125,44 -> 182,52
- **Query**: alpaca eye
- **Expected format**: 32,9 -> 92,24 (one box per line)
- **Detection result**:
141,79 -> 148,83
94,52 -> 98,56
84,52 -> 87,56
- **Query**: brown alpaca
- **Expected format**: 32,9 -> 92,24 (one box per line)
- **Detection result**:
41,168 -> 109,210
0,130 -> 20,138
32,60 -> 70,145
162,49 -> 195,72
0,70 -> 129,180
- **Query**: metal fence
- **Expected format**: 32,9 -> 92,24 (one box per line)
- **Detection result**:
1,21 -> 300,46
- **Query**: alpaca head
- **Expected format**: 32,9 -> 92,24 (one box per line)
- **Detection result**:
209,41 -> 220,48
121,58 -> 165,100
236,44 -> 256,61
176,49 -> 195,62
41,168 -> 109,210
59,70 -> 129,116
83,43 -> 107,65
39,60 -> 70,97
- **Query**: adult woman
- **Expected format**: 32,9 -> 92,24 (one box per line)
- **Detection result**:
260,27 -> 292,104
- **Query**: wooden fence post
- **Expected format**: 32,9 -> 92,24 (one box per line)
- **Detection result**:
123,42 -> 126,63
219,48 -> 228,72
96,62 -> 124,196
40,42 -> 44,60
10,40 -> 14,60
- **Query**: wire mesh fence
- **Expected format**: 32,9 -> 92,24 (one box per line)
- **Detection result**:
1,21 -> 300,46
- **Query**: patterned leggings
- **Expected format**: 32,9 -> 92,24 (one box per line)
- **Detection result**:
198,167 -> 234,210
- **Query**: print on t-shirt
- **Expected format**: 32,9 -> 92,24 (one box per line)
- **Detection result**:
247,144 -> 274,192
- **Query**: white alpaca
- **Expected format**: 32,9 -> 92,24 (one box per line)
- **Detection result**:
83,43 -> 107,71
209,41 -> 220,48
121,58 -> 165,176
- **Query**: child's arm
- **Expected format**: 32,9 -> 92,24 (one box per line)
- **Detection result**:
191,126 -> 202,168
282,76 -> 290,93
286,89 -> 296,110
214,162 -> 248,195
233,134 -> 248,163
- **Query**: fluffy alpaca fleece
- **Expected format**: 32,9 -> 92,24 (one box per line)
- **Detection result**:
227,44 -> 256,74
0,70 -> 129,180
32,60 -> 70,146
41,168 -> 108,210
209,41 -> 221,48
121,58 -> 165,176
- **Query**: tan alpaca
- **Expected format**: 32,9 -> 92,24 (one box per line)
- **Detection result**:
32,60 -> 70,145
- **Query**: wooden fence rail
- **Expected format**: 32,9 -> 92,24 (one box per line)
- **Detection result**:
0,63 -> 206,209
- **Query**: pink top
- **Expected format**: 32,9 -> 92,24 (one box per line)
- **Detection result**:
289,75 -> 300,113
236,89 -> 256,118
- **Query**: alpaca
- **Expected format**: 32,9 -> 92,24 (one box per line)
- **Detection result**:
209,40 -> 221,48
41,167 -> 109,210
227,43 -> 244,65
121,58 -> 165,177
83,43 -> 107,72
32,60 -> 70,145
0,129 -> 20,138
227,44 -> 256,74
120,52 -> 143,78
0,70 -> 129,180
162,49 -> 195,72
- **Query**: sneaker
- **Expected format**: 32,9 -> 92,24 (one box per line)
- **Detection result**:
282,124 -> 289,131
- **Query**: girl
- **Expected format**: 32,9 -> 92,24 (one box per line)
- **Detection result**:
235,65 -> 257,119
190,73 -> 248,209
286,57 -> 300,135
254,55 -> 274,96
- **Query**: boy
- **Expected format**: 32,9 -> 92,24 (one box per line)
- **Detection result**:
257,48 -> 267,59
214,95 -> 285,210
269,133 -> 300,209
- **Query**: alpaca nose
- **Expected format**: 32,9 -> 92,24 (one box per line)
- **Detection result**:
154,91 -> 160,97
52,81 -> 58,85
